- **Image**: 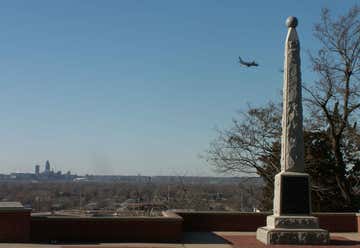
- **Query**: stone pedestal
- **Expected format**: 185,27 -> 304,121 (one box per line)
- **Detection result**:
257,215 -> 329,245
274,172 -> 310,216
256,172 -> 329,245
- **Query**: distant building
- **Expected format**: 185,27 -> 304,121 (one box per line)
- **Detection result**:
45,160 -> 51,174
0,159 -> 77,182
35,165 -> 40,176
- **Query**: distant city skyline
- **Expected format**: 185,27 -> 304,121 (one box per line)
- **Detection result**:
0,1 -> 358,176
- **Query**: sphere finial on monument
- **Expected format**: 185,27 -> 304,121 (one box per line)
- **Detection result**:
286,16 -> 298,28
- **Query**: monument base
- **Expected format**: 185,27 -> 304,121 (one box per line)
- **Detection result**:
256,226 -> 329,245
256,172 -> 330,245
256,215 -> 329,245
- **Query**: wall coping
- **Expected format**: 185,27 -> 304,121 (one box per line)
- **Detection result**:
175,211 -> 358,216
31,215 -> 182,222
0,201 -> 31,213
28,211 -> 360,218
313,212 -> 358,216
175,211 -> 271,215
162,210 -> 182,219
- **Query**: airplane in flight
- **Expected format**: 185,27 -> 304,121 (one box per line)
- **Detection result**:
238,56 -> 259,67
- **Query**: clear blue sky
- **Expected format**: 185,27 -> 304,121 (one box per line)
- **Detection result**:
0,0 -> 357,176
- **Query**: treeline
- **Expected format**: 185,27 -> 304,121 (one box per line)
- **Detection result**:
0,180 -> 262,212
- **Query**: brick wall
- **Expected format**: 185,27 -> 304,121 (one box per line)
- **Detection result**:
176,211 -> 359,233
0,210 -> 358,243
314,213 -> 358,232
176,211 -> 268,231
0,211 -> 31,242
30,215 -> 182,243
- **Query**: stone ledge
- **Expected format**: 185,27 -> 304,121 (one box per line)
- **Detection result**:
0,202 -> 30,212
267,215 -> 319,229
257,226 -> 329,245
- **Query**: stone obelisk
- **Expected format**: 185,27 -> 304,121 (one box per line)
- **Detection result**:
256,17 -> 329,245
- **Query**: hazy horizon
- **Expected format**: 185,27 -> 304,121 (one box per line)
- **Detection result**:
0,1 -> 358,176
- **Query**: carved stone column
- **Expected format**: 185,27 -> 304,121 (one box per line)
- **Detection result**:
256,17 -> 329,245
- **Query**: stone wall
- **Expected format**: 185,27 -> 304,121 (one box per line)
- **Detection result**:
314,213 -> 358,232
0,211 -> 31,242
30,215 -> 182,243
0,210 -> 358,243
177,211 -> 268,232
176,211 -> 359,233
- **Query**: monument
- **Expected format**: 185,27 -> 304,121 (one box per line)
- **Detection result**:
256,17 -> 330,245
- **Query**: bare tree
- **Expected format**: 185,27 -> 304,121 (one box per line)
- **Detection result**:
206,102 -> 282,186
304,6 -> 360,207
207,6 -> 360,211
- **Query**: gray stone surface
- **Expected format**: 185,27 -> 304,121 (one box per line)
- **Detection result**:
0,201 -> 28,212
256,17 -> 329,245
257,227 -> 329,245
0,202 -> 24,208
273,172 -> 311,216
280,16 -> 304,173
286,16 -> 298,28
266,215 -> 319,229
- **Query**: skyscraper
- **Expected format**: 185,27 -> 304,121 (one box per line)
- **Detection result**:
45,160 -> 51,174
35,165 -> 40,175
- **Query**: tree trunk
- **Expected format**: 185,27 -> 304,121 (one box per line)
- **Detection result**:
332,136 -> 354,209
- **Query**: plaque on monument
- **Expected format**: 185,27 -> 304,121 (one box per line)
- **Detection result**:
281,176 -> 310,215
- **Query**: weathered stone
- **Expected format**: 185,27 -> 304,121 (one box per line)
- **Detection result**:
273,172 -> 311,216
286,16 -> 298,28
266,215 -> 319,229
280,19 -> 304,173
257,227 -> 329,245
256,17 -> 329,245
